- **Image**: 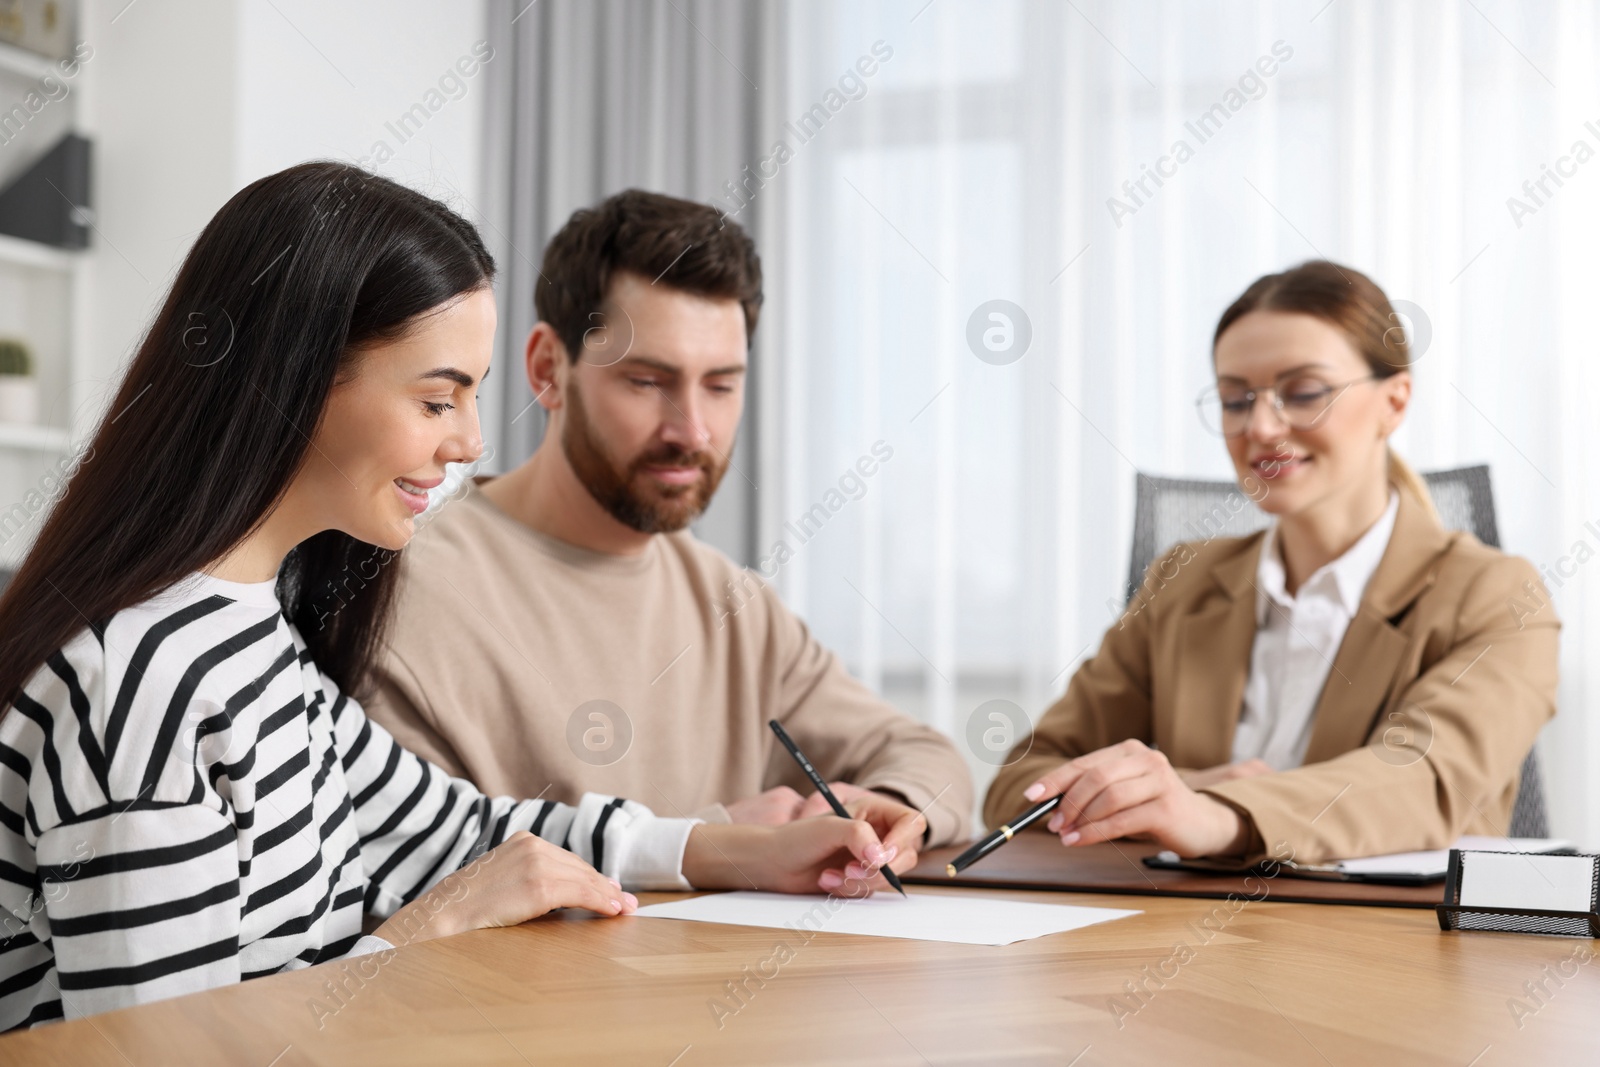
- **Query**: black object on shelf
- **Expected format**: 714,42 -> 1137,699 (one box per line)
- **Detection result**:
0,133 -> 92,249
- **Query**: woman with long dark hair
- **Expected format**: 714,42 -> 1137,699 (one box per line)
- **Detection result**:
0,162 -> 919,1030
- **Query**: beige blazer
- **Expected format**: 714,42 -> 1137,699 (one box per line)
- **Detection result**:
984,490 -> 1560,863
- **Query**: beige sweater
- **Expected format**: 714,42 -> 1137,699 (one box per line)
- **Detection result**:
363,478 -> 973,847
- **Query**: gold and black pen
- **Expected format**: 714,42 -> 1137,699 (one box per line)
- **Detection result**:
768,719 -> 906,896
946,795 -> 1063,876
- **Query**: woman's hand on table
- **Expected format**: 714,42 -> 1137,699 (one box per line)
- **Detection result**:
372,830 -> 638,946
684,792 -> 925,896
725,781 -> 927,841
373,790 -> 929,949
1024,739 -> 1252,858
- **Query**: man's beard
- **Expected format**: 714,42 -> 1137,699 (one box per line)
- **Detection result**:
561,381 -> 729,534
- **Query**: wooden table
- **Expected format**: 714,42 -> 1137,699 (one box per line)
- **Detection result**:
2,883 -> 1595,1065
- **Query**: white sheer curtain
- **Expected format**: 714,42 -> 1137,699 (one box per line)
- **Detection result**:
756,0 -> 1600,842
477,0 -> 787,561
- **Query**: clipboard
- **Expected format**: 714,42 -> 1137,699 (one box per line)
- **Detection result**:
1142,852 -> 1442,886
1142,836 -> 1575,886
903,835 -> 1446,907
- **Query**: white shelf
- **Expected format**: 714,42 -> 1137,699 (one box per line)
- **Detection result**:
0,233 -> 76,273
0,422 -> 70,452
0,40 -> 56,81
0,8 -> 85,538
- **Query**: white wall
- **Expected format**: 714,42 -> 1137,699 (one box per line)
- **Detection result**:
80,0 -> 491,410
79,0 -> 241,422
233,0 -> 489,225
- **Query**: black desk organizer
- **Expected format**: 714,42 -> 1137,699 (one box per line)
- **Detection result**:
1437,849 -> 1600,937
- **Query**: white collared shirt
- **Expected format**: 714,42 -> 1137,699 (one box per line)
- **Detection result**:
1230,491 -> 1400,770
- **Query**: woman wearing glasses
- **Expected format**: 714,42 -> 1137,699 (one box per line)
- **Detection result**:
984,260 -> 1557,863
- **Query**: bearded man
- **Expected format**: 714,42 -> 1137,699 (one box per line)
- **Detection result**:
364,190 -> 973,853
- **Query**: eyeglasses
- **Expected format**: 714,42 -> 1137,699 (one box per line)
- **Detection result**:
1196,373 -> 1379,438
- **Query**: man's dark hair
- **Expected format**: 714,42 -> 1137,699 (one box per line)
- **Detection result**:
536,189 -> 764,359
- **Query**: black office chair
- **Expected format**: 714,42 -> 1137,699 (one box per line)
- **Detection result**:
1124,464 -> 1548,838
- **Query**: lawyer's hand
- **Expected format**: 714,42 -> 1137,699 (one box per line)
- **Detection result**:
1176,758 -> 1273,791
1023,739 -> 1251,858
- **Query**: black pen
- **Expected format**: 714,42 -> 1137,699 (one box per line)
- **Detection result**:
945,795 -> 1063,876
767,720 -> 906,896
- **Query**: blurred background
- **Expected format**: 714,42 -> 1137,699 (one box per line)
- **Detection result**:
0,0 -> 1594,844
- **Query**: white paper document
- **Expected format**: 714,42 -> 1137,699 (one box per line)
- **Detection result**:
633,891 -> 1140,946
1334,836 -> 1570,878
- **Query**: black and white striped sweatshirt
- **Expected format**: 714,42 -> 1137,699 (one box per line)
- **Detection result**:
0,570 -> 696,1030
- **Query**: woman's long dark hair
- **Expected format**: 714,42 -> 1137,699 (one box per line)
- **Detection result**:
0,161 -> 494,716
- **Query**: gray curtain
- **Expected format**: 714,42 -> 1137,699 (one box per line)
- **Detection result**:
478,0 -> 788,565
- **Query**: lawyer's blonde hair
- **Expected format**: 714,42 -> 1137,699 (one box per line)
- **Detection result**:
1215,260 -> 1440,525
